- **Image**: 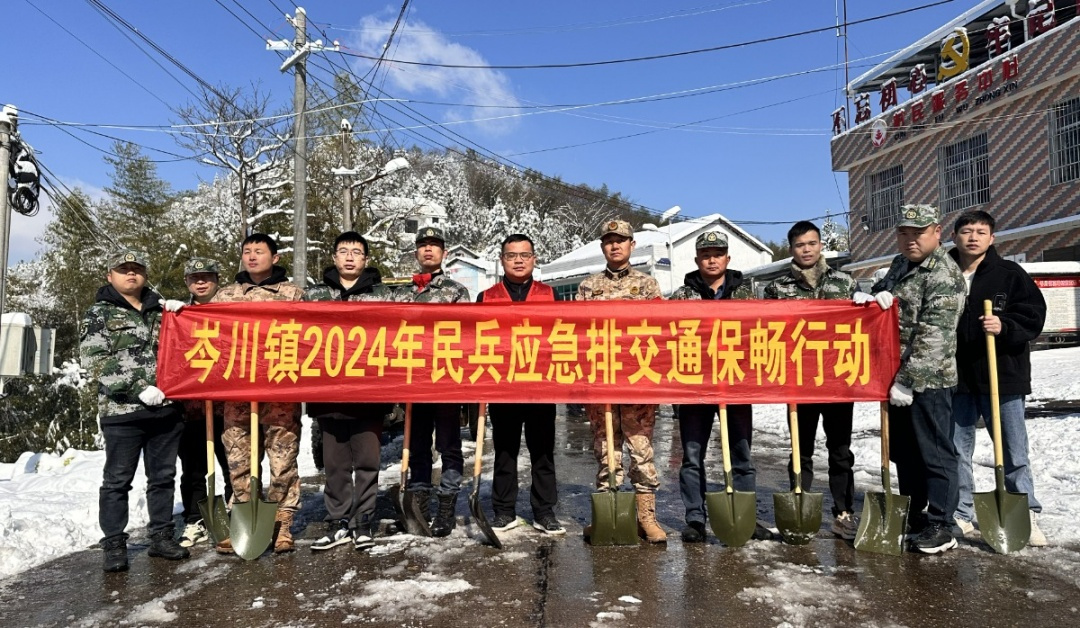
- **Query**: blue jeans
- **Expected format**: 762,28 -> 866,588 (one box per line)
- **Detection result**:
889,387 -> 959,526
952,392 -> 1041,522
99,408 -> 184,541
678,404 -> 754,525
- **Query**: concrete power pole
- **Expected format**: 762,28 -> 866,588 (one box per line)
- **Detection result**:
340,119 -> 353,232
0,105 -> 16,315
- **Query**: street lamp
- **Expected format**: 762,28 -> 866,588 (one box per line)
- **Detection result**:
331,156 -> 411,232
641,205 -> 681,294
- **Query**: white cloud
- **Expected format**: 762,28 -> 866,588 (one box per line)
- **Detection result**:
6,178 -> 107,265
349,12 -> 521,136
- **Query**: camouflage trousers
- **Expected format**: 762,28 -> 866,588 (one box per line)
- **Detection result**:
223,401 -> 301,511
587,404 -> 659,494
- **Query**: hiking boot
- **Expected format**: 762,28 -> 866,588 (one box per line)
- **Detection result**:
954,516 -> 976,538
681,521 -> 706,543
148,531 -> 190,561
102,535 -> 129,573
831,512 -> 858,540
752,519 -> 776,541
911,523 -> 957,554
215,537 -> 234,554
635,493 -> 667,543
273,510 -> 295,553
431,493 -> 459,537
1029,511 -> 1047,547
312,519 -> 351,552
491,513 -> 521,532
179,520 -> 208,548
532,514 -> 566,536
409,488 -> 432,522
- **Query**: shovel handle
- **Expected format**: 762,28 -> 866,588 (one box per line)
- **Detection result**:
472,403 -> 488,479
604,404 -> 617,483
788,404 -> 802,495
879,401 -> 890,465
719,404 -> 734,489
984,300 -> 1005,468
205,400 -> 215,476
401,403 -> 413,486
249,401 -> 259,481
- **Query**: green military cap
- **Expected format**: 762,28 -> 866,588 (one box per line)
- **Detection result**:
107,249 -> 149,271
184,257 -> 221,276
897,204 -> 941,228
415,226 -> 446,245
600,219 -> 633,238
695,231 -> 729,250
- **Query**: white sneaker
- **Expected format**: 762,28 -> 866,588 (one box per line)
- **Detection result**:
1029,511 -> 1047,547
311,520 -> 351,551
831,512 -> 858,540
954,517 -> 975,538
179,520 -> 207,548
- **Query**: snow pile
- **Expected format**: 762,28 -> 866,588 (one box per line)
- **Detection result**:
737,563 -> 863,626
346,572 -> 473,621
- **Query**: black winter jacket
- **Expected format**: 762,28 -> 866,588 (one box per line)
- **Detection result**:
950,246 -> 1046,396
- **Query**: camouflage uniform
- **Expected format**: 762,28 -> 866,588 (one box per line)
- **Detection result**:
211,266 -> 305,511
763,256 -> 856,300
383,272 -> 469,303
578,265 -> 662,493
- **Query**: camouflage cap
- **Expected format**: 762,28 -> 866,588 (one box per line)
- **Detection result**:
600,219 -> 633,238
695,231 -> 729,250
415,226 -> 446,245
107,250 -> 149,271
897,204 -> 941,228
184,257 -> 221,276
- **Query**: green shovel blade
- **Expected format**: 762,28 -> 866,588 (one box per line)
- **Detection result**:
705,489 -> 756,547
230,477 -> 277,561
854,490 -> 910,556
590,490 -> 638,546
196,470 -> 230,546
774,490 -> 823,545
975,468 -> 1030,555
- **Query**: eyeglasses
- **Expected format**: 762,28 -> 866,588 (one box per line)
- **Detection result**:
501,252 -> 535,261
335,248 -> 366,258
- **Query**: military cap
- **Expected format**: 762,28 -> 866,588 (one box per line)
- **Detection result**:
897,204 -> 941,228
695,231 -> 729,250
184,257 -> 221,276
415,226 -> 446,245
107,250 -> 149,271
600,219 -> 633,238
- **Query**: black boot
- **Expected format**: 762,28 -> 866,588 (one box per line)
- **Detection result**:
431,492 -> 459,537
148,530 -> 191,561
409,488 -> 432,522
102,535 -> 129,573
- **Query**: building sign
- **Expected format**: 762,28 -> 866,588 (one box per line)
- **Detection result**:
871,119 -> 888,148
1033,275 -> 1080,333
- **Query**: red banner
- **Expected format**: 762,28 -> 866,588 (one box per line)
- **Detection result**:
158,300 -> 899,404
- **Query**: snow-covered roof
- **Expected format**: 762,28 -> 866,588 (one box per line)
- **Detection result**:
742,250 -> 849,279
369,196 -> 447,219
0,313 -> 33,326
446,254 -> 496,275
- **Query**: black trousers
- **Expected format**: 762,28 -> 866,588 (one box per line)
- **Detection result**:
177,404 -> 231,522
317,408 -> 386,527
786,402 -> 855,516
889,387 -> 959,526
489,403 -> 558,519
409,403 -> 464,495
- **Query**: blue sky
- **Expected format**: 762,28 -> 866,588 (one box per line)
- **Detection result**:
3,0 -> 974,262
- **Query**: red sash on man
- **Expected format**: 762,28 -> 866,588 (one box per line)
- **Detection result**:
481,278 -> 555,303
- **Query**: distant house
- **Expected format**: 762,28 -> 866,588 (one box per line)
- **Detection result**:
742,251 -> 853,296
540,212 -> 774,299
444,244 -> 498,297
369,196 -> 449,245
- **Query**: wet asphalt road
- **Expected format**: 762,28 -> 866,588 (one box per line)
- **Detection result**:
2,406 -> 1078,627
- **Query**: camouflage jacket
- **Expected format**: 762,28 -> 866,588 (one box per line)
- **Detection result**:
871,246 -> 966,391
210,266 -> 304,303
577,267 -> 662,301
670,269 -> 753,300
303,266 -> 385,302
384,270 -> 470,303
763,257 -> 856,300
80,285 -> 172,420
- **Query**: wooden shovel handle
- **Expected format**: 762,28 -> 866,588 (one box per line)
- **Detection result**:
788,404 -> 802,495
401,403 -> 413,485
472,403 -> 488,478
204,400 -> 215,476
880,401 -> 890,464
984,300 -> 1005,468
604,404 -> 617,476
719,404 -> 733,475
249,401 -> 259,480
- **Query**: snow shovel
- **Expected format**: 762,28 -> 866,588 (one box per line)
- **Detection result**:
774,404 -> 823,545
975,300 -> 1030,555
230,402 -> 277,561
590,404 -> 638,546
854,402 -> 909,556
196,400 -> 230,545
467,403 -> 502,549
389,403 -> 432,536
705,404 -> 756,547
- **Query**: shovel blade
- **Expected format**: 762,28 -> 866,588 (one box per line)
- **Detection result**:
589,491 -> 639,546
854,491 -> 910,556
469,489 -> 503,549
389,484 -> 432,536
773,491 -> 823,545
230,477 -> 277,560
975,488 -> 1030,555
196,470 -> 230,545
705,490 -> 756,547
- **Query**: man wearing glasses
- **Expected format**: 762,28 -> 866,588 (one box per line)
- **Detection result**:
477,234 -> 564,535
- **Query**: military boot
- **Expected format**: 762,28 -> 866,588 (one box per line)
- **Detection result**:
102,535 -> 129,573
148,530 -> 190,560
636,493 -> 668,543
409,487 -> 432,522
274,510 -> 296,553
431,492 -> 459,537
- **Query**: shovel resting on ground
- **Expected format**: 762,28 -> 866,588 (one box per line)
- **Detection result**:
389,403 -> 432,536
467,403 -> 502,548
774,404 -> 823,545
854,402 -> 910,556
705,404 -> 756,547
230,402 -> 278,560
590,404 -> 639,546
196,400 -> 230,545
975,300 -> 1031,554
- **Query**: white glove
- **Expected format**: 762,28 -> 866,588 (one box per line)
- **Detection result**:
875,291 -> 895,310
853,292 -> 874,305
138,385 -> 166,406
163,300 -> 186,313
889,382 -> 913,407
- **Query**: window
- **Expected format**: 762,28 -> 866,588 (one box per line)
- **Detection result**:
404,219 -> 418,233
1050,96 -> 1080,185
554,283 -> 580,301
938,133 -> 990,213
865,165 -> 905,231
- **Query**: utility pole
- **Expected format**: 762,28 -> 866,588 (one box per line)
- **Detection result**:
340,119 -> 353,232
0,105 -> 16,315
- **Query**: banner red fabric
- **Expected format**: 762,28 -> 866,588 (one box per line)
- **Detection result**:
158,300 -> 899,404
